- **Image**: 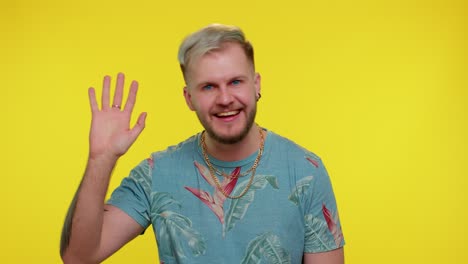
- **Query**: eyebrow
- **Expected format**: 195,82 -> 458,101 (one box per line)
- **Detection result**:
194,75 -> 249,89
228,75 -> 248,81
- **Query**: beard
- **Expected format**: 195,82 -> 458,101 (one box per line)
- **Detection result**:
197,105 -> 257,145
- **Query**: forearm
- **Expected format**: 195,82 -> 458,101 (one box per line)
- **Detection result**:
61,155 -> 118,262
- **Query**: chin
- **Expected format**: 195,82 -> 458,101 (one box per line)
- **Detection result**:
206,127 -> 249,144
207,120 -> 256,144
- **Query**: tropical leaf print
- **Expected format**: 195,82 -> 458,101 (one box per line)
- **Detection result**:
322,204 -> 344,247
304,153 -> 320,168
306,156 -> 319,168
194,161 -> 216,186
193,161 -> 240,206
151,192 -> 205,261
150,192 -> 181,217
304,214 -> 337,252
185,162 -> 240,225
288,176 -> 314,206
224,175 -> 279,235
158,211 -> 206,260
147,156 -> 154,169
126,157 -> 153,198
265,175 -> 279,189
185,186 -> 224,224
241,232 -> 291,264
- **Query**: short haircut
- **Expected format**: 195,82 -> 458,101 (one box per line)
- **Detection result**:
178,23 -> 255,81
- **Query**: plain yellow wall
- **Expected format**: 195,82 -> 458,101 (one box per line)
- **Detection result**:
2,0 -> 467,263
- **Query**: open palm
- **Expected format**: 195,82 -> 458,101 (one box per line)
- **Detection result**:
88,73 -> 146,159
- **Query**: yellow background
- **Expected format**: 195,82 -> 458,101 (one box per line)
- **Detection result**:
2,0 -> 466,263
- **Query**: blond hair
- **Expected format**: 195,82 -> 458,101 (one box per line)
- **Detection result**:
178,23 -> 254,81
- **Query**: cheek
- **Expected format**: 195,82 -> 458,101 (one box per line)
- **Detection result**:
237,90 -> 257,105
191,95 -> 210,112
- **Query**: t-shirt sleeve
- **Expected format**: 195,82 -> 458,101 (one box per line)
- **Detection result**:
302,155 -> 345,253
106,157 -> 153,230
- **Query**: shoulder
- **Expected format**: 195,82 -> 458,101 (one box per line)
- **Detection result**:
150,134 -> 199,162
266,130 -> 323,164
129,134 -> 199,182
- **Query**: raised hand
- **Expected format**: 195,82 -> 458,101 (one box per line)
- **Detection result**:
88,73 -> 147,160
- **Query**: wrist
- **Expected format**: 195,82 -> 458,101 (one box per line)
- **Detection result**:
86,153 -> 119,174
88,151 -> 119,164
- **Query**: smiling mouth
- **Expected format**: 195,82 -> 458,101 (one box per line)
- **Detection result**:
215,110 -> 240,118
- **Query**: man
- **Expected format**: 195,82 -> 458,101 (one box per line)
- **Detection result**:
61,24 -> 345,263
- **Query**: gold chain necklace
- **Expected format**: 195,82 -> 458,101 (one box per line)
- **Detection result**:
204,131 -> 263,178
214,165 -> 255,178
200,127 -> 265,199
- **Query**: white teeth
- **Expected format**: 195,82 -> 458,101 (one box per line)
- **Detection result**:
217,111 -> 239,117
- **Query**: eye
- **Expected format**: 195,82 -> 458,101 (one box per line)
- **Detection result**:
231,80 -> 241,86
202,84 -> 214,90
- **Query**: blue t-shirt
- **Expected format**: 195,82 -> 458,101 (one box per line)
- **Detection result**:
108,130 -> 344,264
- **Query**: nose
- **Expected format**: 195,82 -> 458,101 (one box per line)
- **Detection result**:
215,87 -> 234,106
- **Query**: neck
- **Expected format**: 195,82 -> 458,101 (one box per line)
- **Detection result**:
204,125 -> 264,162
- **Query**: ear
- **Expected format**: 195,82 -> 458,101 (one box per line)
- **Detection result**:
183,86 -> 195,111
254,73 -> 261,96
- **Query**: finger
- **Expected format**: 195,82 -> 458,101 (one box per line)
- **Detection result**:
88,87 -> 99,112
129,112 -> 147,141
113,72 -> 125,109
102,75 -> 111,110
124,80 -> 138,113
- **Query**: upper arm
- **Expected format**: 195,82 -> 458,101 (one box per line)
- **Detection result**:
93,158 -> 152,262
95,204 -> 146,262
303,247 -> 344,264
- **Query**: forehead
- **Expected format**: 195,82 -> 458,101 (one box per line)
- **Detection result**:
186,43 -> 253,86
